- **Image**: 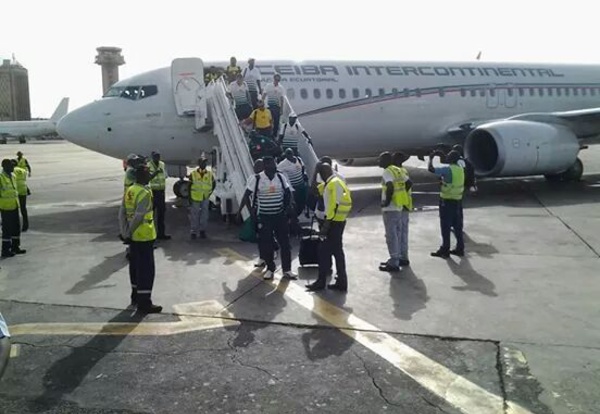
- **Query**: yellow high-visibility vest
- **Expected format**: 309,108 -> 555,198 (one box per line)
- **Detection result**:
147,160 -> 166,191
440,164 -> 464,200
124,184 -> 156,242
17,157 -> 28,170
382,165 -> 410,209
324,176 -> 352,222
13,167 -> 28,196
0,172 -> 19,210
190,169 -> 214,202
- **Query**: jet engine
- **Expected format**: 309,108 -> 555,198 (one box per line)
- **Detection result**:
464,120 -> 582,180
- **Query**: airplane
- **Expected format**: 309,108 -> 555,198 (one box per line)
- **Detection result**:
57,58 -> 600,193
1,97 -> 69,144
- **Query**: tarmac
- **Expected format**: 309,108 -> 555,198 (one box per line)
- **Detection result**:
0,141 -> 599,414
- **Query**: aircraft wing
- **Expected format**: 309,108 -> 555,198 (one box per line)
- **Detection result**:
446,107 -> 600,145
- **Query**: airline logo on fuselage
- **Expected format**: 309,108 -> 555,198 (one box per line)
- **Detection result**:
256,64 -> 565,78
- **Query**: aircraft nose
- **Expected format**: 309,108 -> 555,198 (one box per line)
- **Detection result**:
57,105 -> 99,151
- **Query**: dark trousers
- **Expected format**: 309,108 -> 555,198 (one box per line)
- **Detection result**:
1,209 -> 21,254
129,241 -> 156,307
19,195 -> 28,231
249,90 -> 259,109
235,104 -> 252,121
258,213 -> 291,272
152,189 -> 166,237
317,221 -> 347,288
270,106 -> 281,137
439,199 -> 464,252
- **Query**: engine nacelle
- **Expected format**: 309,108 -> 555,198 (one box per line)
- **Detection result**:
464,120 -> 580,177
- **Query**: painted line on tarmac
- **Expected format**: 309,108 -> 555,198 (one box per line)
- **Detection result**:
9,344 -> 20,358
216,247 -> 533,414
9,300 -> 238,336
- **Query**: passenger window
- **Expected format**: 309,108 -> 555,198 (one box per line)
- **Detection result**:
460,89 -> 466,97
365,88 -> 372,98
547,88 -> 553,97
489,88 -> 495,97
379,88 -> 385,97
479,89 -> 485,97
286,88 -> 295,100
518,88 -> 524,97
339,89 -> 346,99
403,88 -> 410,97
507,88 -> 513,97
529,88 -> 535,96
300,88 -> 308,99
415,88 -> 421,97
573,88 -> 579,96
470,89 -> 476,97
392,88 -> 398,96
557,88 -> 562,97
314,88 -> 321,99
139,85 -> 158,99
538,88 -> 544,97
352,88 -> 360,98
439,88 -> 445,97
326,88 -> 333,99
591,88 -> 596,96
582,88 -> 587,96
565,88 -> 570,97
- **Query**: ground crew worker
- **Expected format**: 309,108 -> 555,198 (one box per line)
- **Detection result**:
239,156 -> 296,281
243,99 -> 273,137
306,162 -> 352,292
11,160 -> 29,232
243,58 -> 262,108
204,67 -> 219,85
278,148 -> 308,217
147,151 -> 171,240
228,74 -> 253,120
378,152 -> 412,272
124,154 -> 140,192
262,74 -> 286,137
16,151 -> 31,177
279,113 -> 311,156
429,150 -> 465,258
188,157 -> 215,239
226,56 -> 242,83
119,166 -> 162,314
0,159 -> 26,257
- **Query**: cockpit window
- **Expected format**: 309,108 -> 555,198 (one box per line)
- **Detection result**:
103,85 -> 158,100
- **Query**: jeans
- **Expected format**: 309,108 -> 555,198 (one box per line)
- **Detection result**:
383,209 -> 409,267
190,199 -> 210,234
439,199 -> 464,252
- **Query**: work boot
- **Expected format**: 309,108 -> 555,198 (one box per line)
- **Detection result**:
137,304 -> 162,314
1,251 -> 15,258
430,249 -> 450,258
190,233 -> 197,240
13,248 -> 26,255
449,249 -> 464,257
199,231 -> 207,239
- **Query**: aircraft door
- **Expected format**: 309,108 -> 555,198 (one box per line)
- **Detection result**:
486,84 -> 498,108
171,58 -> 206,126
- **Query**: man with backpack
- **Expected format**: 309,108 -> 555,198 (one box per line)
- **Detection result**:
239,156 -> 297,281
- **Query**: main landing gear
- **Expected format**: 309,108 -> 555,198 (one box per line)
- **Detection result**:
544,158 -> 584,182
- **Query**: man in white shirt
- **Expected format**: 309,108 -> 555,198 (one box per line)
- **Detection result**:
263,73 -> 286,137
278,148 -> 308,217
243,58 -> 262,109
279,113 -> 311,156
227,74 -> 252,120
238,156 -> 296,281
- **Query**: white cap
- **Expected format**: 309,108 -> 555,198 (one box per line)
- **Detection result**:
289,112 -> 297,118
127,153 -> 137,160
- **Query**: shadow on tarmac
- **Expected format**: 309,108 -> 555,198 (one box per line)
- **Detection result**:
30,310 -> 143,412
388,267 -> 430,321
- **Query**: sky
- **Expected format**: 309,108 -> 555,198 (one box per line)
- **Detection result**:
4,0 -> 600,117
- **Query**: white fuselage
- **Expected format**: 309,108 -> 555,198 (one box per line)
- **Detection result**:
0,120 -> 58,138
57,60 -> 600,165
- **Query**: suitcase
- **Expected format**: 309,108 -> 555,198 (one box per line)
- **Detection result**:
299,217 -> 320,267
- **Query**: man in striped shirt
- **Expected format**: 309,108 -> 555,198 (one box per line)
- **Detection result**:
243,58 -> 262,109
240,156 -> 296,281
227,74 -> 253,120
263,74 -> 286,137
278,148 -> 308,217
278,113 -> 311,156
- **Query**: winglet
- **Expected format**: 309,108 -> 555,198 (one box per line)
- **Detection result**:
50,98 -> 69,121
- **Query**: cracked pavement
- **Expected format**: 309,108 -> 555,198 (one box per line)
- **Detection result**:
1,142 -> 600,413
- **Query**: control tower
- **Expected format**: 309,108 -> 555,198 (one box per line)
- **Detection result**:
94,47 -> 125,95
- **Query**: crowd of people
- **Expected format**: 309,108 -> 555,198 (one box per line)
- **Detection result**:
0,151 -> 30,259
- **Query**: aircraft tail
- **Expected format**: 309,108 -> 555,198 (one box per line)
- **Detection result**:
50,98 -> 69,121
